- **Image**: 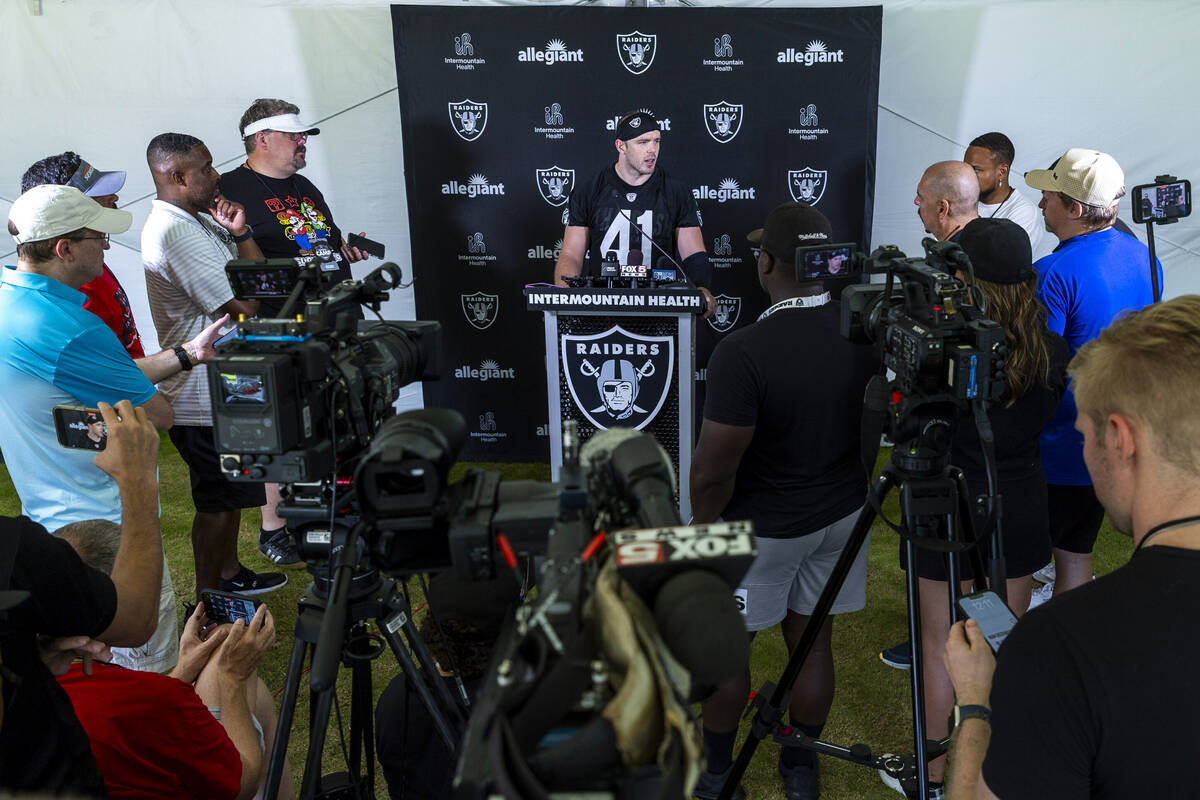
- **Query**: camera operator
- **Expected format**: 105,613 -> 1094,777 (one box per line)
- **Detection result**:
0,400 -> 163,795
374,570 -> 520,800
690,203 -> 877,800
942,295 -> 1200,799
877,218 -> 1068,799
915,161 -> 981,242
142,132 -> 291,600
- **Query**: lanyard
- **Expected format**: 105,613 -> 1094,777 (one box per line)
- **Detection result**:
757,292 -> 831,321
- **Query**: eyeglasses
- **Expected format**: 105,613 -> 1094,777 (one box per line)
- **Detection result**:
270,131 -> 308,143
69,233 -> 110,245
751,247 -> 763,260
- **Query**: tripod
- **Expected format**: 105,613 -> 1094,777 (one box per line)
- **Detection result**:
718,440 -> 993,800
263,525 -> 468,799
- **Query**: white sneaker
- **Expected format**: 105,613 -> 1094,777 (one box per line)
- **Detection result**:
1027,581 -> 1055,611
1032,561 -> 1056,584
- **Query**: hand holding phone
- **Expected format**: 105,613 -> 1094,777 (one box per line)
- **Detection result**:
200,589 -> 261,625
956,590 -> 1019,653
53,405 -> 107,450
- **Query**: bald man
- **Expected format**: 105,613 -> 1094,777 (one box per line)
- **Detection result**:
914,161 -> 980,241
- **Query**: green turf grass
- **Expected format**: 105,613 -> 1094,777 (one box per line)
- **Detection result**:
0,439 -> 1130,798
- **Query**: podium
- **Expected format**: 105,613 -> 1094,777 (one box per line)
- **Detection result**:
526,285 -> 706,520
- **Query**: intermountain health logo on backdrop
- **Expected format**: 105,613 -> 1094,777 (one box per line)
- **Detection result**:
460,292 -> 499,330
617,31 -> 656,74
789,168 -> 827,205
442,174 -> 505,198
707,295 -> 742,333
449,100 -> 488,141
703,33 -> 744,72
473,411 -> 508,444
777,40 -> 845,65
537,167 -> 575,207
710,234 -> 739,270
562,326 -> 673,431
455,359 -> 516,381
458,232 -> 496,267
535,102 -> 575,140
693,178 -> 756,203
788,103 -> 830,140
446,32 -> 486,70
704,102 -> 743,143
517,39 -> 584,65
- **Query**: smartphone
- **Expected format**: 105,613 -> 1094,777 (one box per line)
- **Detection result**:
214,328 -> 239,348
347,232 -> 385,259
794,242 -> 861,281
956,590 -> 1019,653
1131,179 -> 1191,224
53,405 -> 106,451
199,589 -> 260,625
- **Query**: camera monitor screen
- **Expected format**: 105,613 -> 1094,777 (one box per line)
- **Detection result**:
218,372 -> 267,404
795,243 -> 860,281
227,264 -> 300,298
1132,179 -> 1191,224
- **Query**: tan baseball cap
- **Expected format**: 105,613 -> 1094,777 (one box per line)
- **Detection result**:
1024,148 -> 1125,208
8,184 -> 132,245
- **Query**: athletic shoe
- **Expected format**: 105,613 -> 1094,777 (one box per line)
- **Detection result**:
779,757 -> 820,800
1032,561 -> 1056,584
220,565 -> 287,596
259,528 -> 305,568
878,767 -> 944,800
879,640 -> 912,670
1027,581 -> 1055,611
692,765 -> 745,800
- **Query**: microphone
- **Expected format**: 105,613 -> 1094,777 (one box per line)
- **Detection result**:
654,569 -> 750,694
616,208 -> 694,288
626,248 -> 644,267
609,433 -> 678,529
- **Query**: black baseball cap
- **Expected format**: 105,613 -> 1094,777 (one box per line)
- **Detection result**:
747,202 -> 833,263
615,111 -> 660,141
957,217 -> 1033,284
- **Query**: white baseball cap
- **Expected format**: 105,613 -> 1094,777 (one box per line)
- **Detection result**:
9,184 -> 132,245
241,113 -> 321,138
1024,148 -> 1125,208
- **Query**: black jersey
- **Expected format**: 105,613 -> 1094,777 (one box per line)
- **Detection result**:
567,166 -> 701,276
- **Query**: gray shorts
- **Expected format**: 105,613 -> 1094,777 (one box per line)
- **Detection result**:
734,506 -> 868,632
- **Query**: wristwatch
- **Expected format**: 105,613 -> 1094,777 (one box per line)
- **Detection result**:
950,704 -> 991,729
173,345 -> 193,371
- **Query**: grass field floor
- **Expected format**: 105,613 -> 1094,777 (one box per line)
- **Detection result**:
0,437 -> 1130,799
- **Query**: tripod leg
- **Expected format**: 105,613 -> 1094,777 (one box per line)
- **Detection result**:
264,631 -> 312,799
950,467 -> 991,598
385,590 -> 469,727
347,648 -> 374,796
300,648 -> 341,799
904,538 -> 931,800
719,470 -> 893,800
378,618 -> 464,753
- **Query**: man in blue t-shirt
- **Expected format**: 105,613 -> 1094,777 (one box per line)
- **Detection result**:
1024,148 -> 1162,598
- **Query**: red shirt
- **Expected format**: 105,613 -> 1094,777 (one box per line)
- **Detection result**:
58,662 -> 241,799
81,263 -> 145,358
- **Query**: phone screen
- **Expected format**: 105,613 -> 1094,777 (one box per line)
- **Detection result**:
53,405 -> 107,451
957,590 -> 1019,653
200,590 -> 259,625
1133,180 -> 1191,223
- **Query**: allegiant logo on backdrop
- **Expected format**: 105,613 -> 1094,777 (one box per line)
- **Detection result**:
454,359 -> 516,381
778,40 -> 845,65
517,39 -> 584,64
606,112 -> 672,132
693,179 -> 756,203
442,174 -> 506,198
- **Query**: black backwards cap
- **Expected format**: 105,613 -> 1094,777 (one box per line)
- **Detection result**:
957,217 -> 1034,285
615,111 -> 660,141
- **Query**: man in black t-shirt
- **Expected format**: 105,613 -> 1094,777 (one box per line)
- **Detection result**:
0,399 -> 165,795
219,98 -> 370,567
942,295 -> 1200,800
554,110 -> 715,316
689,203 -> 876,800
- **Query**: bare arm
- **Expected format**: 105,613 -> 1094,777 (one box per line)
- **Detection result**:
92,400 -> 164,646
139,392 -> 175,430
943,620 -> 1000,800
215,606 -> 276,800
689,418 -> 755,523
553,225 -> 589,286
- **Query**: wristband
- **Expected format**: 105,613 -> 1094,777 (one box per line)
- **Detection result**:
232,229 -> 254,243
950,704 -> 991,730
174,345 -> 193,371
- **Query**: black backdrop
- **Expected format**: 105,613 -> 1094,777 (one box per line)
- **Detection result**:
392,4 -> 882,460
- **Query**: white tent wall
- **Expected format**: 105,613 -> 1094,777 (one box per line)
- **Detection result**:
2,0 -> 1197,410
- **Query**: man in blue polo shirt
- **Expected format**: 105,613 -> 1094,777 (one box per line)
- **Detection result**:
1023,148 -> 1162,601
0,185 -> 222,672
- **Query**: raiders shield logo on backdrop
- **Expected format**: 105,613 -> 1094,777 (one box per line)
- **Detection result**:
562,325 -> 673,431
703,101 -> 743,143
449,99 -> 488,142
788,167 -> 827,205
707,294 -> 742,333
617,31 -> 656,75
461,292 -> 499,330
536,166 -> 575,207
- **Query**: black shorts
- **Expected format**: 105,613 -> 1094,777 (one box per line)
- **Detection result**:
168,425 -> 266,513
1046,483 -> 1105,554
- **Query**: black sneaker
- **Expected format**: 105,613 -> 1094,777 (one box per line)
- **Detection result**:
779,757 -> 820,800
880,640 -> 912,670
259,528 -> 305,569
693,765 -> 745,800
220,565 -> 287,596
